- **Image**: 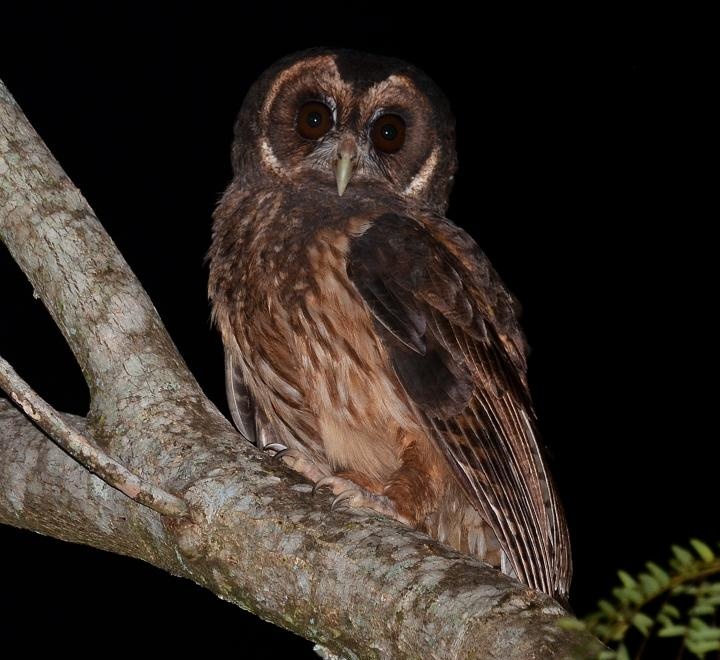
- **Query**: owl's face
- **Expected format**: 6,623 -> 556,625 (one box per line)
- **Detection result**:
233,49 -> 457,213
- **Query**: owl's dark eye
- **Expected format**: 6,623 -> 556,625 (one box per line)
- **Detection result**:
371,114 -> 406,154
297,102 -> 333,140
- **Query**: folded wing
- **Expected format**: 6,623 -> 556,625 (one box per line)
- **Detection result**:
347,213 -> 571,601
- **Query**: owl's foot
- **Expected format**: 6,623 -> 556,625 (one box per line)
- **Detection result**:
265,445 -> 329,483
313,475 -> 412,526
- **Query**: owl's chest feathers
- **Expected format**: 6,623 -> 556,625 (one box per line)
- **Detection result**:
231,205 -> 407,480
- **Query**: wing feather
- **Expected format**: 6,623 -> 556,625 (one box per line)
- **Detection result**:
347,213 -> 571,601
225,349 -> 259,445
225,349 -> 277,450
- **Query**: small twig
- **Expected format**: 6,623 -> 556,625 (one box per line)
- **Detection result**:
0,354 -> 189,517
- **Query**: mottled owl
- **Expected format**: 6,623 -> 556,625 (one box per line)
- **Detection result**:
208,48 -> 571,602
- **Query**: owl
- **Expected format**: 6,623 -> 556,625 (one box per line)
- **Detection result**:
208,49 -> 571,602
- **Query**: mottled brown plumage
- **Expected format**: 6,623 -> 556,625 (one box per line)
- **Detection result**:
208,48 -> 571,602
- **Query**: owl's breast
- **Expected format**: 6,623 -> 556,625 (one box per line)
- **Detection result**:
233,214 -> 413,479
283,222 -> 418,479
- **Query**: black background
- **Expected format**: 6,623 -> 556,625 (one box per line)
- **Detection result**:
0,4 -> 710,657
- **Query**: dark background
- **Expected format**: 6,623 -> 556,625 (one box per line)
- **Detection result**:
0,3 -> 709,657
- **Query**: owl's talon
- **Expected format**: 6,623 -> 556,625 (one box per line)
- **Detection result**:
331,489 -> 359,510
311,475 -> 411,525
312,475 -> 338,497
272,447 -> 301,462
267,449 -> 330,484
263,442 -> 287,453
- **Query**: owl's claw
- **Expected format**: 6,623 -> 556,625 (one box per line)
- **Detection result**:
330,489 -> 359,510
312,475 -> 410,525
331,488 -> 410,525
263,442 -> 287,454
272,447 -> 301,462
268,447 -> 330,484
312,475 -> 340,497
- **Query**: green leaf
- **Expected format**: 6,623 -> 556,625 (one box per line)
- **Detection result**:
611,587 -> 630,605
638,572 -> 660,594
690,617 -> 709,631
688,626 -> 720,641
658,625 -> 688,637
690,604 -> 716,616
657,614 -> 673,627
673,544 -> 695,566
598,599 -> 617,618
632,612 -> 654,636
690,539 -> 716,562
597,652 -> 617,660
661,603 -> 681,619
685,639 -> 720,656
646,561 -> 671,586
616,643 -> 630,660
613,586 -> 642,605
618,570 -> 637,589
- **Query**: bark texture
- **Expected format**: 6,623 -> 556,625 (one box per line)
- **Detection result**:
0,78 -> 599,659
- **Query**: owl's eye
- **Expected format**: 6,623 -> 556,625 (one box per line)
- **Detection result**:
296,102 -> 334,140
371,114 -> 406,154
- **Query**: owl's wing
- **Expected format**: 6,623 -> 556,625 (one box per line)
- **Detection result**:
347,213 -> 571,601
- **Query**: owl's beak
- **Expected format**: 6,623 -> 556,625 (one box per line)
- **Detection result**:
335,139 -> 357,197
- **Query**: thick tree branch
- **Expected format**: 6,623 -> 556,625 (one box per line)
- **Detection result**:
0,78 -> 599,658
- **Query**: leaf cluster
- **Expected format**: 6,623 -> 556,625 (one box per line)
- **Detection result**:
561,539 -> 720,659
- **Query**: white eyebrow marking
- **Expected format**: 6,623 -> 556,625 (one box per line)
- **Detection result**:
365,74 -> 410,96
364,75 -> 439,198
258,54 -> 349,178
262,56 -> 337,115
261,55 -> 344,119
260,138 -> 283,175
403,146 -> 439,196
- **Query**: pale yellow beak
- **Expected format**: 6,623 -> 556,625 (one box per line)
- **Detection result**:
335,153 -> 354,196
335,138 -> 357,196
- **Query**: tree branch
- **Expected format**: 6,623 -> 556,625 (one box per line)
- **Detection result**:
0,355 -> 189,517
0,77 -> 599,659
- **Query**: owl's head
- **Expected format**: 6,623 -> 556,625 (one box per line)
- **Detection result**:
232,49 -> 457,214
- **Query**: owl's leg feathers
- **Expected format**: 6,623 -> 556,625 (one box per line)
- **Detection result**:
316,470 -> 384,494
382,434 -> 446,527
274,448 -> 331,484
309,435 -> 445,527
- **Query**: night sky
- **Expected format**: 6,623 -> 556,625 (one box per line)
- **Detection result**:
0,4 -> 707,657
